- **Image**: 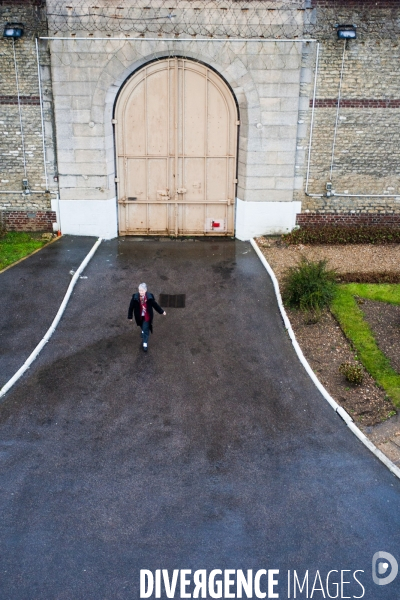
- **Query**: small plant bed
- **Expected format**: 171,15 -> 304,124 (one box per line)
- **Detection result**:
331,284 -> 400,408
255,238 -> 400,427
0,231 -> 50,271
286,308 -> 394,426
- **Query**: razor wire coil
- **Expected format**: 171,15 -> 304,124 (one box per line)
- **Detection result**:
43,1 -> 400,41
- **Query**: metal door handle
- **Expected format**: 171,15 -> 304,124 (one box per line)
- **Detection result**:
157,189 -> 170,200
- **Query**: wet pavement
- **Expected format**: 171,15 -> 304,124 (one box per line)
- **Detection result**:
0,238 -> 400,599
0,236 -> 96,388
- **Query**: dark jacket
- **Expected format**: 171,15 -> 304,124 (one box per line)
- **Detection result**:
128,292 -> 164,332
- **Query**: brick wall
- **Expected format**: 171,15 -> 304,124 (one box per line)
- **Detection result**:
3,209 -> 56,232
0,0 -> 58,225
296,0 -> 400,221
296,213 -> 400,227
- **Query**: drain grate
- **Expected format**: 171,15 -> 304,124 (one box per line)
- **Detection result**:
159,294 -> 186,308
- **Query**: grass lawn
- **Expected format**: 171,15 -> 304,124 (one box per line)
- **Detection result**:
331,283 -> 400,407
0,232 -> 49,271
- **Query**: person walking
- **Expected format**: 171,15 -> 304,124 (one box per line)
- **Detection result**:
128,283 -> 166,352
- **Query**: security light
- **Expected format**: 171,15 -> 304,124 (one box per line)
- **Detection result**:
336,24 -> 357,40
3,23 -> 24,38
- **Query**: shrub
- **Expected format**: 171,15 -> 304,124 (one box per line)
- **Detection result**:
339,362 -> 364,385
281,225 -> 400,246
282,257 -> 337,317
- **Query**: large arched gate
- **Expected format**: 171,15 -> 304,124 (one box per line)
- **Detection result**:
115,58 -> 238,236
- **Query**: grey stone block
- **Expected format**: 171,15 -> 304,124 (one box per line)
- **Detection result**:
276,177 -> 295,190
281,97 -> 300,112
71,96 -> 93,111
261,111 -> 298,126
73,123 -> 105,138
60,187 -> 114,201
240,176 -> 276,190
260,97 -> 281,111
75,150 -> 106,163
59,175 -> 78,187
244,189 -> 293,202
262,138 -> 296,153
258,83 -> 300,98
294,176 -> 304,190
300,68 -> 313,83
298,97 -> 310,111
71,110 -> 92,124
60,162 -> 107,176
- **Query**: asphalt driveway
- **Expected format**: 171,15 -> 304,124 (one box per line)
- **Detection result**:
0,238 -> 399,599
0,235 -> 96,388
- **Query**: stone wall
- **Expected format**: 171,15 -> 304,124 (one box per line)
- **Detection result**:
45,0 -> 307,238
4,0 -> 399,235
296,0 -> 400,222
0,0 -> 58,229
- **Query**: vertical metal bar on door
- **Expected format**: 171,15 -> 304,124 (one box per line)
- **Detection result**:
174,58 -> 179,236
167,59 -> 171,233
204,69 -> 208,228
120,70 -> 127,232
182,59 -> 186,233
144,68 -> 149,232
226,76 -> 230,220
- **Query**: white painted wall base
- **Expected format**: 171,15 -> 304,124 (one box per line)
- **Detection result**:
59,198 -> 118,239
235,198 -> 301,240
51,197 -> 60,232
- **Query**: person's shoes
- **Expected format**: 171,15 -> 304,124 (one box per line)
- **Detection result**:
142,343 -> 148,352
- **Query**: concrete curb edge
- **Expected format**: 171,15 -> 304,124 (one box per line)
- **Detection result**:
250,237 -> 400,481
0,237 -> 102,401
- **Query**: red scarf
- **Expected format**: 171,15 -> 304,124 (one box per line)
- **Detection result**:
140,294 -> 151,321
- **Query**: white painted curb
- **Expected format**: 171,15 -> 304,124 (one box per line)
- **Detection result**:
0,237 -> 102,400
250,237 -> 400,480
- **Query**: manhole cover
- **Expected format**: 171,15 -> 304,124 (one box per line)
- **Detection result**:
159,294 -> 186,308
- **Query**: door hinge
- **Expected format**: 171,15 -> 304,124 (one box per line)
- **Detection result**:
234,178 -> 238,183
114,177 -> 120,183
112,118 -> 117,124
236,120 -> 240,126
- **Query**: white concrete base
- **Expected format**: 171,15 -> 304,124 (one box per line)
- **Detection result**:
235,198 -> 301,240
59,198 -> 118,239
51,197 -> 60,232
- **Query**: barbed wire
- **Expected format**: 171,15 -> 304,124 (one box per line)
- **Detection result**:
44,0 -> 400,41
46,0 -> 309,39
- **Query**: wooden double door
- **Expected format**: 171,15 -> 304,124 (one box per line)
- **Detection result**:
115,58 -> 238,236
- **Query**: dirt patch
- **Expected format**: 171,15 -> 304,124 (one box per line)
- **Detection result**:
287,308 -> 395,426
359,299 -> 400,373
